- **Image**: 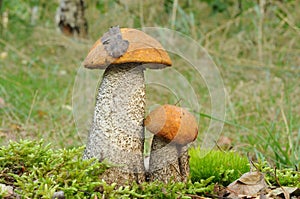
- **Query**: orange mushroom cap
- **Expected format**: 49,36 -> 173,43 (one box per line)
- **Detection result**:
144,104 -> 198,145
83,28 -> 172,69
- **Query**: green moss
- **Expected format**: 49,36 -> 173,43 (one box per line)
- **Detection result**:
0,140 -> 107,198
189,148 -> 250,185
255,161 -> 300,188
1,140 -> 298,198
0,140 -> 215,198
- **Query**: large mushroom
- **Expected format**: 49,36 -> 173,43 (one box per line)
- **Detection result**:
82,27 -> 171,185
145,104 -> 198,183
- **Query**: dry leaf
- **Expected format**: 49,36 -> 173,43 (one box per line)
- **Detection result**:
0,97 -> 5,108
37,110 -> 47,118
269,187 -> 300,198
226,171 -> 267,198
0,52 -> 8,59
217,136 -> 232,150
10,124 -> 22,131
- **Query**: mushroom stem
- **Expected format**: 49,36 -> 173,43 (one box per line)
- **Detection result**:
83,63 -> 146,184
177,144 -> 190,181
148,136 -> 189,183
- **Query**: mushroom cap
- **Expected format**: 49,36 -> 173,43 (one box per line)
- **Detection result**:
83,28 -> 172,69
144,104 -> 198,145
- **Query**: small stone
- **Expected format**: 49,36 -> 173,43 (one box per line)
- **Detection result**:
0,183 -> 14,197
52,191 -> 65,199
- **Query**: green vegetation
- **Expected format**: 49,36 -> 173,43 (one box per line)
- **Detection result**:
1,0 -> 299,168
189,148 -> 250,185
0,140 -> 107,198
0,140 -> 298,198
255,161 -> 300,188
0,140 -> 215,198
0,0 -> 299,197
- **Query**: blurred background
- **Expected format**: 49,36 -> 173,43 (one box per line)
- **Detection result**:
0,0 -> 299,169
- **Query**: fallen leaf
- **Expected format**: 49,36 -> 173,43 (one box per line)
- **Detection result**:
37,110 -> 47,118
238,171 -> 263,185
217,136 -> 232,149
0,52 -> 8,59
10,123 -> 22,131
0,97 -> 5,108
269,187 -> 300,198
62,105 -> 72,111
226,171 -> 267,198
59,70 -> 67,75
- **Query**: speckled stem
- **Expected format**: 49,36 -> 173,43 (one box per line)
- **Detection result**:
83,63 -> 145,185
149,136 -> 189,183
177,145 -> 190,181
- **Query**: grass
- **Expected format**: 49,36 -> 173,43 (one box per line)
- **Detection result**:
254,160 -> 300,188
0,0 -> 299,183
189,148 -> 250,185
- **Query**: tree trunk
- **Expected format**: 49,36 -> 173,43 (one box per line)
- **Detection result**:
148,136 -> 189,183
83,63 -> 145,185
55,0 -> 88,38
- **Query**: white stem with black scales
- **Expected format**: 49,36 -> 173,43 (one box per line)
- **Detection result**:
149,136 -> 190,183
83,63 -> 146,184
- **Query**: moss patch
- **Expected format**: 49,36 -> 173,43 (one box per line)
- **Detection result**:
189,148 -> 250,185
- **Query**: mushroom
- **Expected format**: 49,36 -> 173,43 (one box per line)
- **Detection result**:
144,104 -> 198,183
82,27 -> 171,185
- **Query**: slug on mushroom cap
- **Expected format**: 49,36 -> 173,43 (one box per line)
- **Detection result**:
83,28 -> 172,69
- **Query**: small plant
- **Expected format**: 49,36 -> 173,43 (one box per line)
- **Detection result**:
189,147 -> 250,186
0,140 -> 215,198
0,140 -> 107,198
254,161 -> 300,188
247,121 -> 300,169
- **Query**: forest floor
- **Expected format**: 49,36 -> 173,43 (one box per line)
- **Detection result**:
0,0 -> 299,198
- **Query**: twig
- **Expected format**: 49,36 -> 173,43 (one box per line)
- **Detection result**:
279,82 -> 293,159
215,140 -> 225,153
257,0 -> 265,63
272,0 -> 300,34
25,90 -> 38,125
139,1 -> 144,27
205,193 -> 232,199
274,167 -> 290,199
174,98 -> 182,106
171,0 -> 178,29
182,193 -> 209,198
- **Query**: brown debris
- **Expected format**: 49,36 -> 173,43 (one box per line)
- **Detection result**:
226,171 -> 267,198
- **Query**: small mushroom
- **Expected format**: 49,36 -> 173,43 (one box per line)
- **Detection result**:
145,104 -> 198,183
82,27 -> 171,185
